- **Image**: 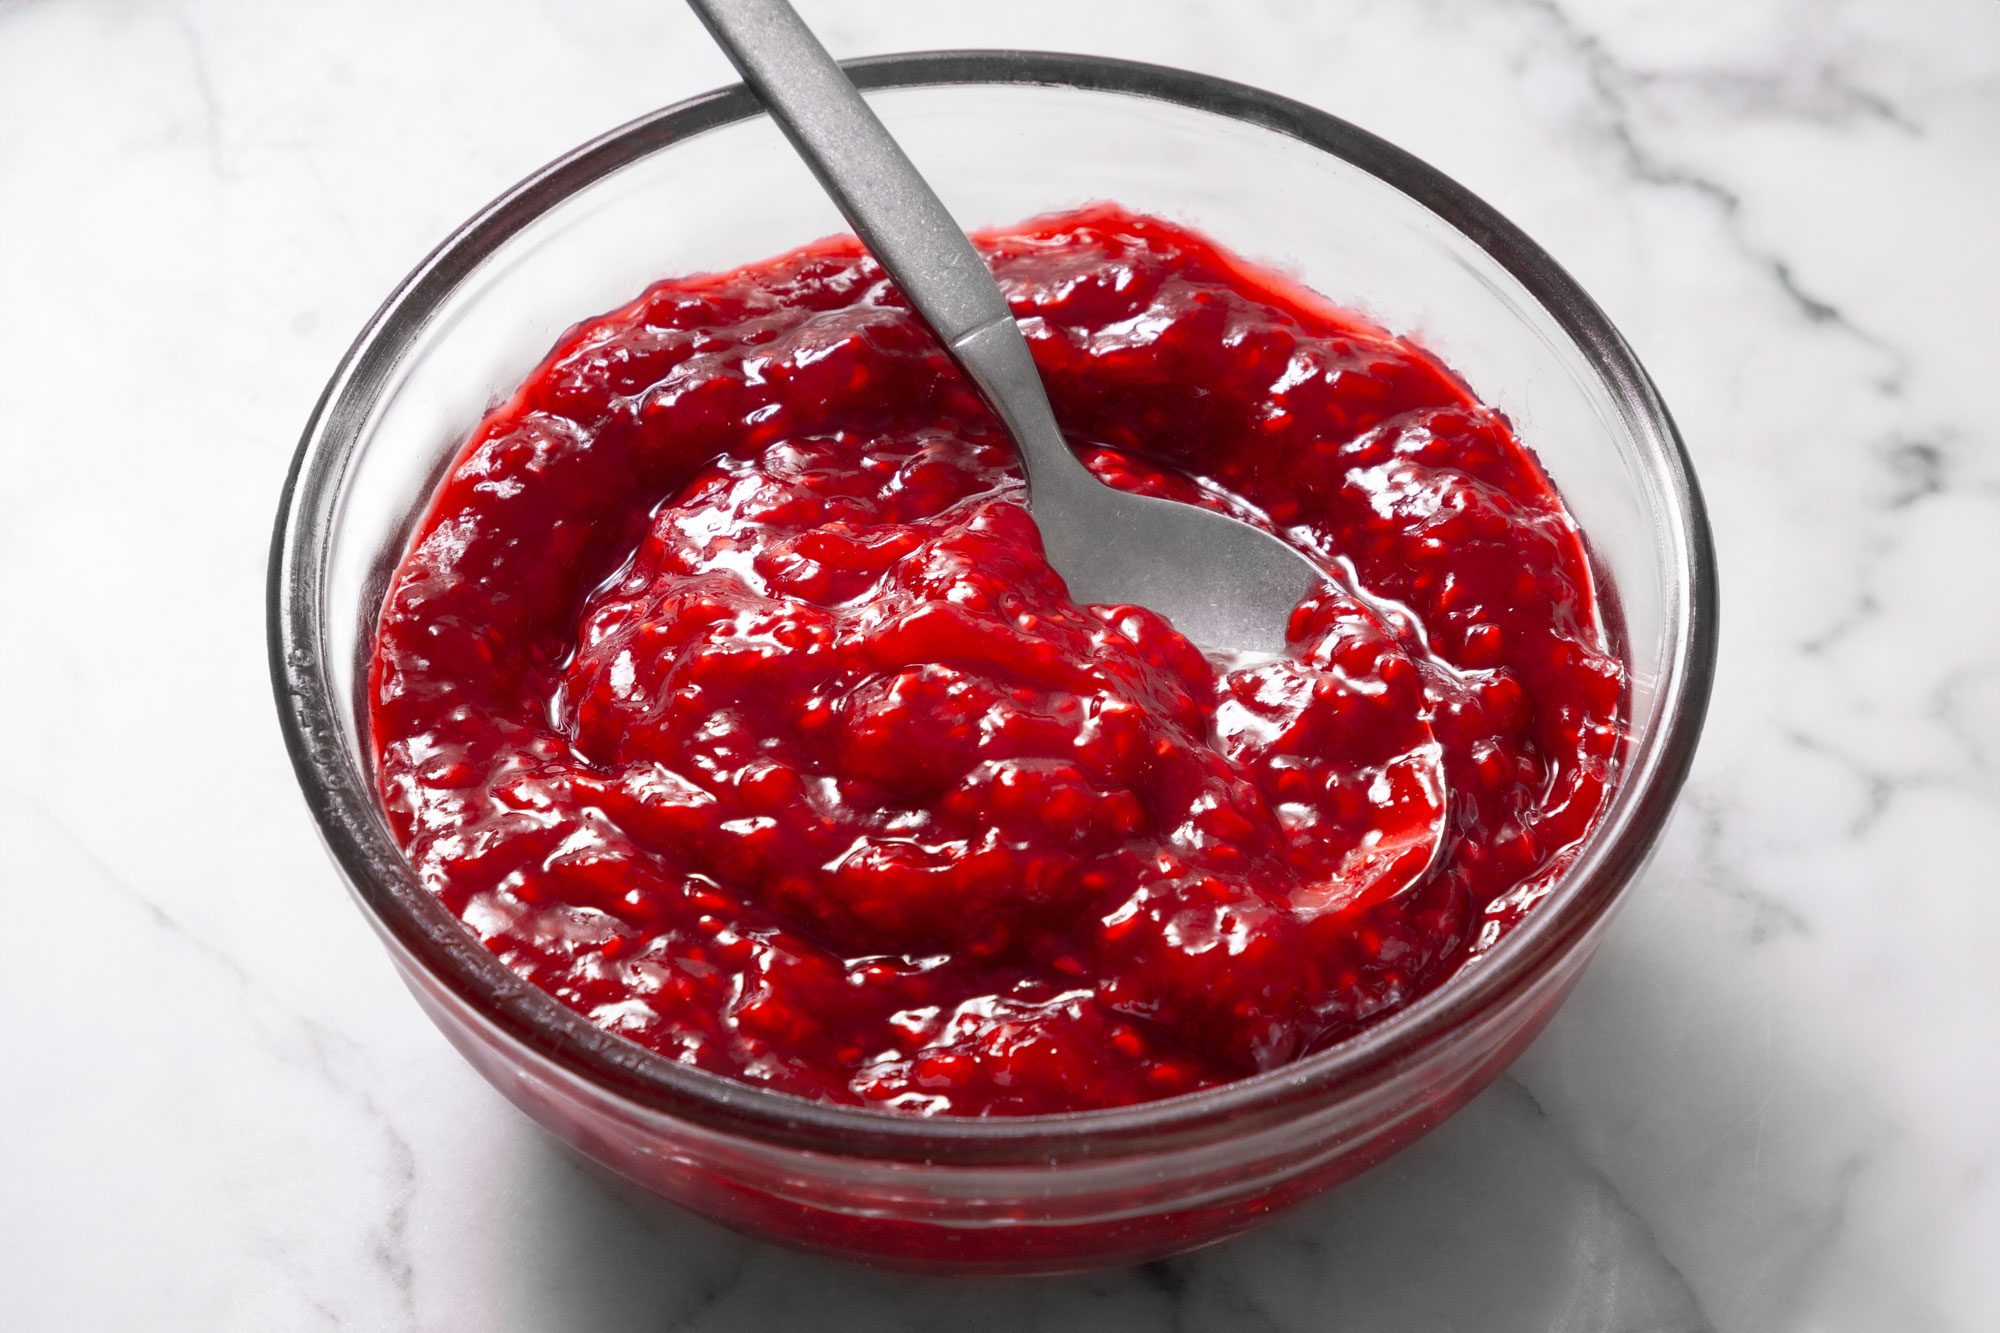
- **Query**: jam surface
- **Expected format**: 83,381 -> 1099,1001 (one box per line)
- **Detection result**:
370,205 -> 1625,1115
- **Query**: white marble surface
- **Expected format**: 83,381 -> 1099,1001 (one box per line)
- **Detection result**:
2,0 -> 1995,1327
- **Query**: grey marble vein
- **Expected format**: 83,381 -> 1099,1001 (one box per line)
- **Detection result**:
1504,0 -> 1911,392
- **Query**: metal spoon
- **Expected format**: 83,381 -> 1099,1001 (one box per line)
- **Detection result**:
687,0 -> 1325,655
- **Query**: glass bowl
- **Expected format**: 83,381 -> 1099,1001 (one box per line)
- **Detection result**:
269,51 -> 1716,1274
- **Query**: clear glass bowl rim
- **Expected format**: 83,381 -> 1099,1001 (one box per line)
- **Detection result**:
268,49 -> 1718,1166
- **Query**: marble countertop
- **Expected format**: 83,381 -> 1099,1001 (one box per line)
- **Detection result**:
3,0 -> 1995,1328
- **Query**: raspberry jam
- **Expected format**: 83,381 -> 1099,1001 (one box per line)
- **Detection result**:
370,205 -> 1624,1116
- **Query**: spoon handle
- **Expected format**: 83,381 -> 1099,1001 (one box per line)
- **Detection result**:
685,0 -> 1093,492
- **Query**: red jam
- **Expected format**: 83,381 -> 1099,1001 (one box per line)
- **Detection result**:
370,205 -> 1624,1115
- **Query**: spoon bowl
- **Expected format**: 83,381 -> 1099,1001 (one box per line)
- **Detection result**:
1032,469 -> 1318,655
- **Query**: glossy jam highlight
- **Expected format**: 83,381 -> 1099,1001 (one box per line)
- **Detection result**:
370,205 -> 1624,1115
